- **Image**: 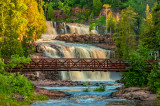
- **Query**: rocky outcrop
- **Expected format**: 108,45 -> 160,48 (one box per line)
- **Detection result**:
32,80 -> 84,87
34,87 -> 70,99
55,34 -> 115,50
22,71 -> 61,81
113,87 -> 157,101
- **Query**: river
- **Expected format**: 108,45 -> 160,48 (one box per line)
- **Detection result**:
30,21 -> 156,105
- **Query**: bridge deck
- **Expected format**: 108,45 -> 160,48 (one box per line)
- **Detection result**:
4,58 -> 155,72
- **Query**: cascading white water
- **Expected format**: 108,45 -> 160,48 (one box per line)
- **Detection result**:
41,21 -> 58,39
66,23 -> 98,35
38,21 -> 121,81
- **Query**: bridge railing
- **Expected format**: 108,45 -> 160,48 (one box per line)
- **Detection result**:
4,58 -> 156,72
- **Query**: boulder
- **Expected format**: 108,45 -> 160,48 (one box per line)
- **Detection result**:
113,87 -> 157,101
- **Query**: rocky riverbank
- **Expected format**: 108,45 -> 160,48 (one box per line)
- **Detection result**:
55,34 -> 115,50
34,87 -> 71,99
32,79 -> 84,87
112,87 -> 157,101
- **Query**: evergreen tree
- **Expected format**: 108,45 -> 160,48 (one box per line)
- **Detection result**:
114,6 -> 137,58
140,4 -> 157,50
47,2 -> 54,21
93,0 -> 103,16
140,2 -> 160,51
152,2 -> 160,50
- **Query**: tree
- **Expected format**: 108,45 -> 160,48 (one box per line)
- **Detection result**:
140,2 -> 160,51
152,2 -> 160,50
103,4 -> 111,33
93,0 -> 103,16
47,2 -> 54,21
114,6 -> 137,58
58,1 -> 71,17
140,4 -> 156,50
0,0 -> 46,58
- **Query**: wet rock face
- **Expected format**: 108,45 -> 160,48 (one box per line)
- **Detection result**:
112,87 -> 157,101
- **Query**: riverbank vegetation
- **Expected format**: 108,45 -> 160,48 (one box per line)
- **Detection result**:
0,0 -> 46,58
0,0 -> 160,104
0,56 -> 48,105
45,0 -> 159,100
0,0 -> 48,105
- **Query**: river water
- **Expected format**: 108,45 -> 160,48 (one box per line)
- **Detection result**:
30,22 -> 158,105
29,81 -> 153,106
30,81 -> 129,106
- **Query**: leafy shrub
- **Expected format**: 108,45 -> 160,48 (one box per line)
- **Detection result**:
5,55 -> 31,71
121,52 -> 149,87
0,74 -> 10,94
148,63 -> 160,93
64,18 -> 73,22
93,85 -> 106,92
95,16 -> 106,26
89,23 -> 96,36
0,70 -> 48,105
0,60 -> 5,70
0,94 -> 20,106
8,73 -> 34,96
0,71 -> 34,96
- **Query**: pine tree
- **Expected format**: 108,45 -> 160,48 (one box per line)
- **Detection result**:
47,2 -> 54,21
93,0 -> 103,16
140,4 -> 157,50
152,2 -> 160,50
114,6 -> 137,58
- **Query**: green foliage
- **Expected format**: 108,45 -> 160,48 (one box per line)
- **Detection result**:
83,88 -> 90,92
157,89 -> 160,104
140,4 -> 158,50
148,63 -> 160,93
0,60 -> 4,70
0,0 -> 46,58
75,9 -> 91,22
114,6 -> 137,58
9,73 -> 34,96
1,39 -> 24,59
64,18 -> 73,23
152,2 -> 160,50
0,71 -> 33,96
0,94 -> 20,106
126,0 -> 156,17
89,23 -> 95,35
95,16 -> 106,26
121,52 -> 149,87
47,2 -> 54,21
93,0 -> 103,16
58,1 -> 71,17
5,55 -> 31,71
0,70 -> 48,105
102,0 -> 123,12
93,85 -> 106,92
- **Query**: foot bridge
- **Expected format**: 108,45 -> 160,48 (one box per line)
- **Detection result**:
4,58 -> 154,72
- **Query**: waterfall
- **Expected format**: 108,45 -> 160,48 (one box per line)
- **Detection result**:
66,23 -> 98,35
38,21 -> 121,81
41,21 -> 58,39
